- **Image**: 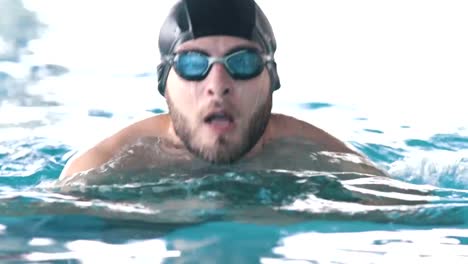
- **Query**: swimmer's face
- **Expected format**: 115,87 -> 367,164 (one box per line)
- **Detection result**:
166,36 -> 272,163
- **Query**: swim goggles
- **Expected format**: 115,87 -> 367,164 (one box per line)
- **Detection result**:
164,48 -> 274,81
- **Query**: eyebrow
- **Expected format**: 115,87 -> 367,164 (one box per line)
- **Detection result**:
176,44 -> 261,56
225,45 -> 261,54
175,48 -> 209,55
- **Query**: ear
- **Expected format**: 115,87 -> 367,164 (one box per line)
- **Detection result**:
267,61 -> 280,92
157,63 -> 171,97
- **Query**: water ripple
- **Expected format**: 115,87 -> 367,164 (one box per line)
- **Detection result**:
0,138 -> 71,186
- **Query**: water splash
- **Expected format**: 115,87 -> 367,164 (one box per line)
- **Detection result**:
389,150 -> 468,190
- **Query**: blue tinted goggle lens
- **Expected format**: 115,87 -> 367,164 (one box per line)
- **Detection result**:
173,49 -> 265,81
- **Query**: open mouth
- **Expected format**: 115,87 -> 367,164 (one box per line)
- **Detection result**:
203,111 -> 235,133
204,111 -> 234,124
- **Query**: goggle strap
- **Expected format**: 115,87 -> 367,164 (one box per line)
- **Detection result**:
262,54 -> 274,62
162,55 -> 175,64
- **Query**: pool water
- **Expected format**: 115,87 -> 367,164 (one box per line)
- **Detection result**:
1,0 -> 468,263
1,137 -> 467,263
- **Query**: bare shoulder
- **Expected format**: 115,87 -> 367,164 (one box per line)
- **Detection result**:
59,114 -> 170,179
269,113 -> 359,155
111,114 -> 170,144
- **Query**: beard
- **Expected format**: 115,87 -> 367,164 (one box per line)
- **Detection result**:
167,94 -> 272,164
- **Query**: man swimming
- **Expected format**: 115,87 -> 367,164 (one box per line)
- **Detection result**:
59,0 -> 387,182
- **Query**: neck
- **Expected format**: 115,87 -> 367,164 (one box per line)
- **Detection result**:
243,114 -> 274,159
166,116 -> 187,149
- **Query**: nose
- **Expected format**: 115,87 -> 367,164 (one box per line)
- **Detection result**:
205,63 -> 233,97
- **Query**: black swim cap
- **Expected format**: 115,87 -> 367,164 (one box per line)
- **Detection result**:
157,0 -> 280,96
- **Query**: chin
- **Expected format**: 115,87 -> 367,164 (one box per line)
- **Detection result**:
198,139 -> 243,164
